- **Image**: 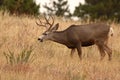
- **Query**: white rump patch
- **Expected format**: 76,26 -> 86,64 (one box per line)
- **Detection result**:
109,27 -> 114,36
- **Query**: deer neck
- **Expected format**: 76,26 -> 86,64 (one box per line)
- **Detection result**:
50,31 -> 67,44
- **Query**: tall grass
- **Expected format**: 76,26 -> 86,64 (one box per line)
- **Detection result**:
3,47 -> 34,65
0,12 -> 120,80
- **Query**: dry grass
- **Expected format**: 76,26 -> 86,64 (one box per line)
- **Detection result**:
0,12 -> 120,80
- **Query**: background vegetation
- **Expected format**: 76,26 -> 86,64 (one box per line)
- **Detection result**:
0,0 -> 40,16
73,0 -> 120,22
0,0 -> 120,80
0,0 -> 120,22
44,0 -> 71,17
0,11 -> 120,80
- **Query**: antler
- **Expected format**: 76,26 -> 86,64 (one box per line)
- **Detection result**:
36,15 -> 54,30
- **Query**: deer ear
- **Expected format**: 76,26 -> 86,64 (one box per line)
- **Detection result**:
51,23 -> 59,31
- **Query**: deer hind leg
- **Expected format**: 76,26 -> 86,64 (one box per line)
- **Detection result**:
103,44 -> 112,61
97,45 -> 106,60
76,43 -> 82,60
96,41 -> 106,60
70,48 -> 75,57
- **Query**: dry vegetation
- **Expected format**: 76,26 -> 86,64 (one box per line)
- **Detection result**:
0,12 -> 120,80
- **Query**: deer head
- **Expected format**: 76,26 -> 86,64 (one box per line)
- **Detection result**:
36,15 -> 59,42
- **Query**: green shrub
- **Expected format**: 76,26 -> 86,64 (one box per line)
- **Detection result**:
0,0 -> 40,16
3,47 -> 34,66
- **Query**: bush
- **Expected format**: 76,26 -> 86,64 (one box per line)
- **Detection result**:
1,0 -> 40,16
3,47 -> 34,65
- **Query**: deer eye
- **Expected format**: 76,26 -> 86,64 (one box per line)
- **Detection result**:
43,33 -> 47,35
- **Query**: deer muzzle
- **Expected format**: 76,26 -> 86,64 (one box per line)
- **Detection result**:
38,35 -> 45,42
38,38 -> 43,42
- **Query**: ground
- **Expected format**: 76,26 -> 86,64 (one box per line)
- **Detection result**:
0,12 -> 120,80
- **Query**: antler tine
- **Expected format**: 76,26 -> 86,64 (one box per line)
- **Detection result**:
44,15 -> 55,30
44,15 -> 52,25
37,16 -> 42,24
36,16 -> 48,28
36,15 -> 55,30
50,15 -> 54,28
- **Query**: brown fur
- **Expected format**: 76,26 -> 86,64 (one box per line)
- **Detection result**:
38,23 -> 112,60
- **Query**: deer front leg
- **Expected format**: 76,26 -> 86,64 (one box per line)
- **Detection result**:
71,48 -> 75,57
76,43 -> 82,60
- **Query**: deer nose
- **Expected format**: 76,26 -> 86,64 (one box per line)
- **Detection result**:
38,38 -> 43,42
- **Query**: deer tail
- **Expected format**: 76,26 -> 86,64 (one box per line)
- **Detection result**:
109,27 -> 114,36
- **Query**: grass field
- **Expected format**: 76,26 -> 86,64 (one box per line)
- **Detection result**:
0,12 -> 120,80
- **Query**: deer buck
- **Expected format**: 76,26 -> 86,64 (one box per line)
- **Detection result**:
36,15 -> 113,61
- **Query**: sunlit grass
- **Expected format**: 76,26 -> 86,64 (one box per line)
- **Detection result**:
0,12 -> 120,80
